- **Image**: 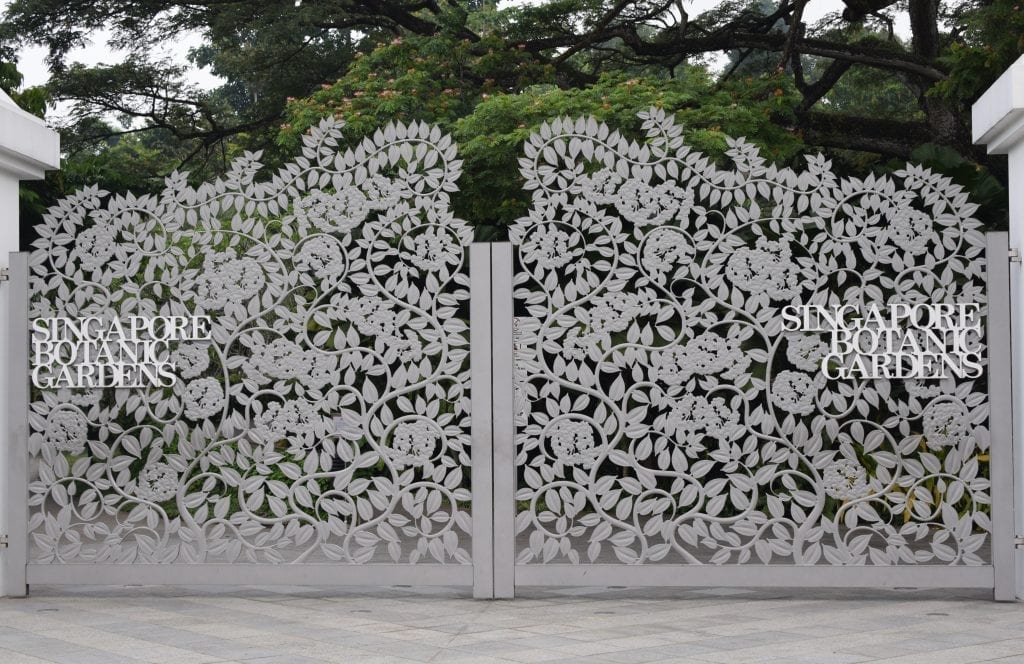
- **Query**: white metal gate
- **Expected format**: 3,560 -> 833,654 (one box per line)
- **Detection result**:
12,119 -> 489,592
5,110 -> 1016,599
500,110 -> 1015,599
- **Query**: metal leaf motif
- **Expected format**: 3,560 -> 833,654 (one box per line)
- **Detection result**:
28,118 -> 474,566
510,109 -> 990,566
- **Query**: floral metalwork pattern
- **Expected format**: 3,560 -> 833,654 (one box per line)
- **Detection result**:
28,118 -> 474,565
511,109 -> 990,566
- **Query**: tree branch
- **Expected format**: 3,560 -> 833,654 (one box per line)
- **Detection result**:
605,27 -> 948,81
553,0 -> 634,65
797,110 -> 933,158
777,0 -> 808,72
795,58 -> 853,111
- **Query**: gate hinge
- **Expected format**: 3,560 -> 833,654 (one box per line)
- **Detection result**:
0,267 -> 8,281
1015,536 -> 1024,548
1010,248 -> 1022,263
0,534 -> 8,549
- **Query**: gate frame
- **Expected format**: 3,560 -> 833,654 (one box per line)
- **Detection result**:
3,252 -> 30,597
990,232 -> 1017,601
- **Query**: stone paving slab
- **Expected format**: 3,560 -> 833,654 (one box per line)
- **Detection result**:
0,586 -> 1020,663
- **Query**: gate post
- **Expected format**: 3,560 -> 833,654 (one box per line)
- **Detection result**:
469,242 -> 515,599
470,244 -> 495,598
490,243 -> 515,599
4,253 -> 29,598
0,91 -> 59,597
987,233 -> 1016,601
975,56 -> 1024,600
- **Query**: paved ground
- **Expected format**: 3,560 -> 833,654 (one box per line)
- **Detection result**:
0,585 -> 1022,663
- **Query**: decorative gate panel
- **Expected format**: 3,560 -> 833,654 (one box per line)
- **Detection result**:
507,109 -> 1012,591
23,119 -> 479,586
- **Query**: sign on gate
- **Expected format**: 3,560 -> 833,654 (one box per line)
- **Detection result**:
781,303 -> 985,380
31,315 -> 213,388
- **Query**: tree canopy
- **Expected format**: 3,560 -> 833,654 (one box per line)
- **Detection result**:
1,0 -> 1019,239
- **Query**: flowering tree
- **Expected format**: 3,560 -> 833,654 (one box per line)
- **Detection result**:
1,0 -> 1018,225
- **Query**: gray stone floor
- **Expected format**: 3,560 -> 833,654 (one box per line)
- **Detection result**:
0,585 -> 1022,663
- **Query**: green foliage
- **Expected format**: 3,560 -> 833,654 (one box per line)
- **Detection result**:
0,61 -> 47,116
3,0 -> 1018,239
279,34 -> 554,150
937,0 -> 1024,103
821,65 -> 922,120
905,143 -> 1008,230
189,1 -> 366,122
453,72 -> 804,235
280,33 -> 806,236
56,125 -> 194,196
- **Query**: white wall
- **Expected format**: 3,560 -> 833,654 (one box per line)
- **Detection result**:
0,89 -> 59,596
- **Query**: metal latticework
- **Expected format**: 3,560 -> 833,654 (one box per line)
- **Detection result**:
16,108 -> 1012,595
27,119 -> 475,569
510,109 -> 993,569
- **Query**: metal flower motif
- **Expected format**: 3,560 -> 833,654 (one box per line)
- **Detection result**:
577,169 -> 623,205
662,395 -> 741,449
583,292 -> 644,334
75,224 -> 117,272
614,180 -> 688,226
922,399 -> 970,448
823,459 -> 870,501
136,463 -> 178,502
548,419 -> 600,468
243,338 -> 311,383
172,343 -> 211,379
337,295 -> 399,337
521,224 -> 578,270
194,250 -> 266,310
885,206 -> 935,256
387,419 -> 440,469
253,400 -> 323,447
725,236 -> 801,299
407,227 -> 461,272
182,377 -> 226,420
293,188 -> 369,234
392,331 -> 425,364
650,332 -> 749,386
294,236 -> 346,279
45,408 -> 89,455
786,333 -> 829,372
642,228 -> 694,283
771,371 -> 817,416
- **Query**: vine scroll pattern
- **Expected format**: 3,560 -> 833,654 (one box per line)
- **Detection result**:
29,119 -> 474,566
511,109 -> 991,566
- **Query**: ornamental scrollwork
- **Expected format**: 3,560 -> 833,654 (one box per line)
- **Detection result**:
511,109 -> 990,566
29,118 -> 474,566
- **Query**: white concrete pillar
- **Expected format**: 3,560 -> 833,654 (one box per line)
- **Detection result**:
0,89 -> 59,596
974,55 -> 1024,600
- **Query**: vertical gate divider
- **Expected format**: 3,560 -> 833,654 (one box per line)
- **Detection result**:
3,252 -> 29,597
987,232 -> 1016,601
470,244 -> 495,599
491,243 -> 516,599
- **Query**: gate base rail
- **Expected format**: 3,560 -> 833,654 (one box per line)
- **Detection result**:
513,565 -> 995,589
27,564 -> 472,587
